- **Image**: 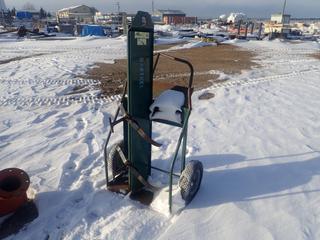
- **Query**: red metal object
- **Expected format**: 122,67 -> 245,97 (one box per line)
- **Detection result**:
0,168 -> 30,217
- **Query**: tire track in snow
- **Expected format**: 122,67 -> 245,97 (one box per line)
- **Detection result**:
0,94 -> 122,107
0,47 -> 126,57
259,59 -> 319,65
0,67 -> 319,108
156,59 -> 320,81
0,46 -> 127,87
245,47 -> 320,54
207,67 -> 320,91
242,46 -> 320,61
0,77 -> 101,87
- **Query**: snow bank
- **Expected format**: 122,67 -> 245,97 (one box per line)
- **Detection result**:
198,27 -> 223,35
155,37 -> 186,45
155,25 -> 174,32
223,38 -> 249,44
169,40 -> 217,50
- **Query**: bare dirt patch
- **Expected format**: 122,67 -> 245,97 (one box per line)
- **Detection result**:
287,41 -> 304,45
82,44 -> 258,96
310,53 -> 320,60
154,42 -> 188,51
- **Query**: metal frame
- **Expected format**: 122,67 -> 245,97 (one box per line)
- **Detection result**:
152,53 -> 194,212
104,52 -> 194,213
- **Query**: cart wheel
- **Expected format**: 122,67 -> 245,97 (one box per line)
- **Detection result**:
108,140 -> 127,178
179,160 -> 203,204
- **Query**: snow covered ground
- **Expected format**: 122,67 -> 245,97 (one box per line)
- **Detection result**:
0,37 -> 320,240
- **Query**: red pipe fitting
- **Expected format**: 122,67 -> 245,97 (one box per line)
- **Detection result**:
0,168 -> 30,217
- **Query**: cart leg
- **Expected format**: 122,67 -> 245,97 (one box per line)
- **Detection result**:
123,98 -> 128,158
169,133 -> 184,213
169,173 -> 172,212
169,111 -> 190,213
181,110 -> 190,172
181,127 -> 188,172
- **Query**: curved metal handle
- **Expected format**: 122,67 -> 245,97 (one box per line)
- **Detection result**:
153,53 -> 194,109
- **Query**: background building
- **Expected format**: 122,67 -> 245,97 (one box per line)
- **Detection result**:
153,9 -> 196,25
271,13 -> 291,24
95,12 -> 126,25
264,13 -> 291,35
57,5 -> 97,24
16,11 -> 40,20
154,10 -> 184,24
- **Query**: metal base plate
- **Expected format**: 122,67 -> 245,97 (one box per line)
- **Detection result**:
130,189 -> 154,206
107,176 -> 130,195
108,176 -> 154,206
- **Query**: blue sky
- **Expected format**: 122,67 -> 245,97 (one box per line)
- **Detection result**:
4,0 -> 320,18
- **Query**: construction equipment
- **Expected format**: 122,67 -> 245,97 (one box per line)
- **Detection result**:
104,11 -> 203,213
0,26 -> 56,38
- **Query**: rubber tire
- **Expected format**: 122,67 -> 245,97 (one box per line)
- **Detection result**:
108,140 -> 127,178
179,160 -> 203,204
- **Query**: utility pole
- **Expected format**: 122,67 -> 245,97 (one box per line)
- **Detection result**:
0,0 -> 7,11
152,1 -> 154,14
281,0 -> 287,23
116,2 -> 120,13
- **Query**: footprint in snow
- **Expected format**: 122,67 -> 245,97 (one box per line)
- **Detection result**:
73,118 -> 88,139
245,95 -> 251,101
31,110 -> 59,124
75,118 -> 88,131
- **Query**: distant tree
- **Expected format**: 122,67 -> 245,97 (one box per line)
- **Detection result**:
22,2 -> 36,11
47,12 -> 52,18
90,7 -> 98,14
11,7 -> 16,17
39,7 -> 47,19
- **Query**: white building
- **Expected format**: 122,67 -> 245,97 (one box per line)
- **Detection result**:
293,22 -> 320,35
57,5 -> 97,24
271,13 -> 291,24
264,13 -> 291,35
95,12 -> 126,25
227,13 -> 247,24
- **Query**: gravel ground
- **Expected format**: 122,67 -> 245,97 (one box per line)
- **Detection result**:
83,44 -> 258,96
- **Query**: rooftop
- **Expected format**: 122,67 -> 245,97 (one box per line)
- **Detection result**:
156,9 -> 186,15
58,5 -> 83,12
272,13 -> 291,17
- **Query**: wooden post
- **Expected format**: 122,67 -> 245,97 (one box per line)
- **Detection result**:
258,22 -> 263,40
237,20 -> 242,36
250,22 -> 254,34
244,22 -> 249,39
